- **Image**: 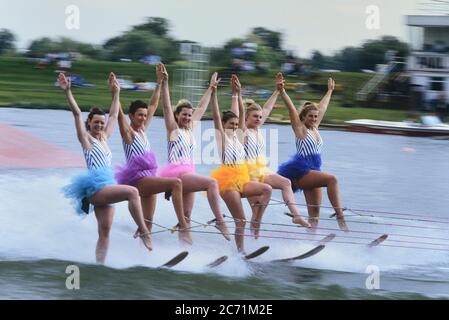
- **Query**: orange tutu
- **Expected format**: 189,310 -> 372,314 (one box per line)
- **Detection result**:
210,163 -> 250,195
246,156 -> 272,182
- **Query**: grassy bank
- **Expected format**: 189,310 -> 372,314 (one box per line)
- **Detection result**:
0,56 -> 409,123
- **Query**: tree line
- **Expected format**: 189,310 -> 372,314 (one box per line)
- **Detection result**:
0,17 -> 409,71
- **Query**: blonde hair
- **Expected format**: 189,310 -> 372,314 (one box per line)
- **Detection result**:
298,101 -> 318,121
174,99 -> 193,121
243,99 -> 262,120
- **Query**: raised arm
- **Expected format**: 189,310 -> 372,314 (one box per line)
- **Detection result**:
316,78 -> 334,127
191,72 -> 219,122
210,81 -> 224,134
278,73 -> 303,137
237,82 -> 246,131
117,101 -> 133,145
58,73 -> 90,149
230,74 -> 240,116
144,64 -> 163,129
104,72 -> 120,138
160,63 -> 178,133
260,78 -> 281,125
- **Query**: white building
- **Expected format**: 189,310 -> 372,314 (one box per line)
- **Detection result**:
406,15 -> 449,105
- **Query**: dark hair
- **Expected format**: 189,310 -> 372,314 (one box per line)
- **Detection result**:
174,99 -> 193,121
129,100 -> 148,115
85,107 -> 106,130
222,110 -> 238,123
299,102 -> 318,121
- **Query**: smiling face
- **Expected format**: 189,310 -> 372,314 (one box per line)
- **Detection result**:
246,110 -> 263,128
88,114 -> 106,135
223,116 -> 239,134
303,110 -> 319,128
176,107 -> 193,128
130,108 -> 148,129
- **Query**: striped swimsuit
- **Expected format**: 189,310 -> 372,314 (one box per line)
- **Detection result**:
83,136 -> 112,169
168,128 -> 195,163
123,130 -> 150,161
115,129 -> 158,185
223,134 -> 246,165
295,129 -> 323,166
244,129 -> 264,161
277,129 -> 322,192
64,135 -> 115,215
211,133 -> 250,195
244,129 -> 271,181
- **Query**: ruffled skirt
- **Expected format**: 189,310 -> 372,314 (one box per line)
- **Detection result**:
210,163 -> 250,195
115,151 -> 158,185
159,158 -> 195,178
246,156 -> 272,182
277,153 -> 321,192
63,167 -> 116,214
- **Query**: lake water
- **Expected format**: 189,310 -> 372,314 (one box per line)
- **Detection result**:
1,107 -> 449,299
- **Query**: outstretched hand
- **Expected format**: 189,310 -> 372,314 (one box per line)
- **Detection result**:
231,74 -> 241,94
57,73 -> 71,91
328,77 -> 335,91
209,72 -> 221,91
156,63 -> 166,83
108,72 -> 120,95
276,72 -> 285,92
159,63 -> 169,82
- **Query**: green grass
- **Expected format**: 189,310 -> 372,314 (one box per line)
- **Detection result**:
0,56 -> 409,123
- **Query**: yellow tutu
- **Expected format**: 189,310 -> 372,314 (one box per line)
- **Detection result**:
246,156 -> 272,182
210,163 -> 250,195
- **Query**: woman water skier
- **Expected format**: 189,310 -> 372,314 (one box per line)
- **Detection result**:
276,74 -> 348,231
158,64 -> 230,241
209,74 -> 272,253
59,72 -> 152,264
115,64 -> 192,245
230,74 -> 310,228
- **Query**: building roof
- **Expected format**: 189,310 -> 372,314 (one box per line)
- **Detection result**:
406,15 -> 449,27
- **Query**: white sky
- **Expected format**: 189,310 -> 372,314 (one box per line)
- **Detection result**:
0,0 -> 429,57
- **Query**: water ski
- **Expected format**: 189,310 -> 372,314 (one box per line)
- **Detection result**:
245,246 -> 270,260
319,233 -> 336,245
368,234 -> 388,247
272,244 -> 325,262
159,251 -> 189,268
206,255 -> 228,268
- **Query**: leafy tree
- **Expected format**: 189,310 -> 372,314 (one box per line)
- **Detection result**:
132,17 -> 170,37
359,36 -> 409,70
0,29 -> 16,54
252,27 -> 282,51
104,30 -> 179,62
311,50 -> 324,69
27,37 -> 102,59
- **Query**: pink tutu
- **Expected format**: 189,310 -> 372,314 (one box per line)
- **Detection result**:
159,158 -> 195,178
115,151 -> 158,185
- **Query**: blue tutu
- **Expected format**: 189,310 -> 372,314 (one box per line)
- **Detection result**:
63,167 -> 116,214
277,153 -> 322,193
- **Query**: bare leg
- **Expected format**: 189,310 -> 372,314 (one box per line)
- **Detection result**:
181,173 -> 230,240
135,177 -> 189,230
297,171 -> 348,232
178,191 -> 195,244
303,188 -> 322,231
247,196 -> 259,221
140,194 -> 156,232
263,174 -> 310,228
241,181 -> 272,239
135,176 -> 192,245
90,185 -> 153,250
221,191 -> 246,252
94,205 -> 114,264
